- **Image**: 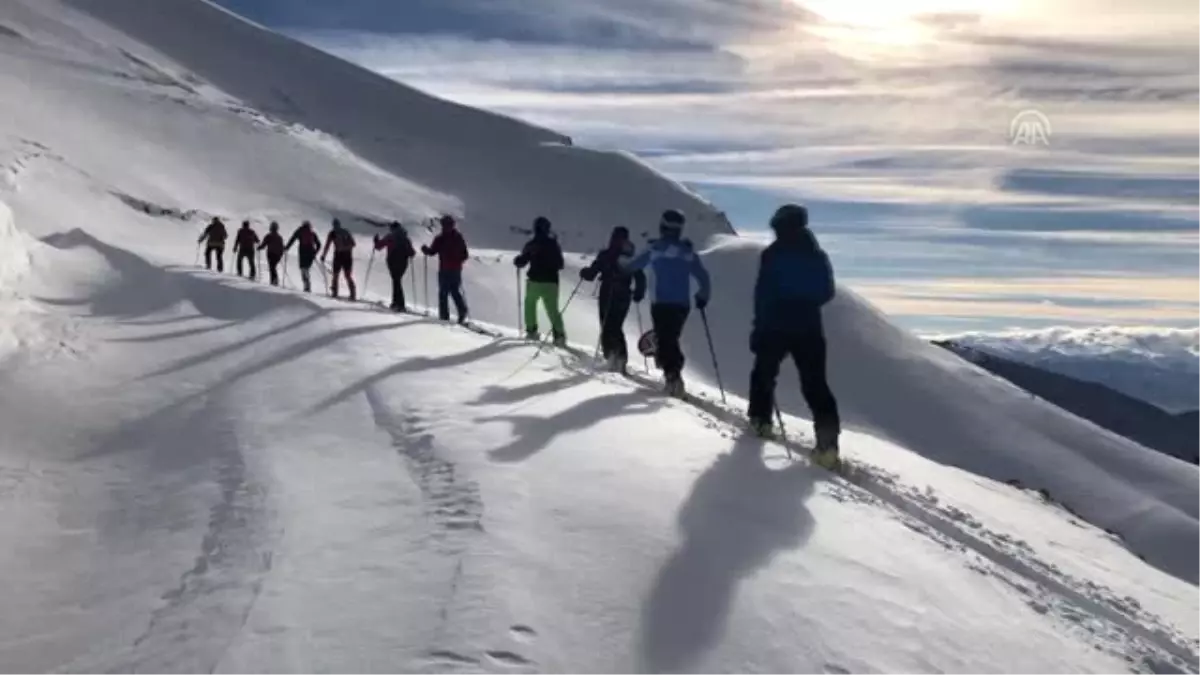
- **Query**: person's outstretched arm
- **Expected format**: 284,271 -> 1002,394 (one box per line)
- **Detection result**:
632,267 -> 647,302
690,253 -> 712,307
624,246 -> 652,272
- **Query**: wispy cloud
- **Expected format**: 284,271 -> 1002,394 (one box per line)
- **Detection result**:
217,0 -> 1198,331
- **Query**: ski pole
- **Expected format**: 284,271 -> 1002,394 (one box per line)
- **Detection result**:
282,252 -> 291,288
427,253 -> 436,314
363,248 -> 377,300
698,306 -> 726,405
256,249 -> 262,282
318,259 -> 330,295
560,277 -> 584,315
592,283 -> 613,366
775,406 -> 792,460
194,242 -> 201,267
635,302 -> 649,373
516,267 -> 523,334
409,258 -> 417,314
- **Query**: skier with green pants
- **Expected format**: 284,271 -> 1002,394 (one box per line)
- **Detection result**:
515,216 -> 567,346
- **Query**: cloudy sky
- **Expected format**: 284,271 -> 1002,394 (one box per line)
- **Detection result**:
215,0 -> 1198,333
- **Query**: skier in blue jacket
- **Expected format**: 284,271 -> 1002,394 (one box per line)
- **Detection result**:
748,203 -> 841,468
625,209 -> 711,396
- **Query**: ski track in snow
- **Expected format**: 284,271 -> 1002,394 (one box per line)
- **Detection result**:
97,394 -> 277,674
349,296 -> 1200,673
542,340 -> 1198,672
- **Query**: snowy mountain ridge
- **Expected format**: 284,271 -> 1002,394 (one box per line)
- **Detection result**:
934,326 -> 1200,412
0,0 -> 1196,671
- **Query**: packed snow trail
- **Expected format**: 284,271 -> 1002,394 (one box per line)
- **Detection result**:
4,232 -> 1195,671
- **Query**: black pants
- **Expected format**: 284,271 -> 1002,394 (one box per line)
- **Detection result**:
267,253 -> 282,286
598,288 -> 632,361
205,245 -> 224,272
387,258 -> 409,310
298,250 -> 316,291
438,270 -> 468,321
747,330 -> 840,436
236,251 -> 255,279
651,303 -> 689,378
331,251 -> 356,299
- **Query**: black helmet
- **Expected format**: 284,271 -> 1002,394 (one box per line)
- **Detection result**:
660,209 -> 685,229
439,214 -> 455,228
332,218 -> 342,229
533,216 -> 551,234
301,220 -> 311,228
769,204 -> 808,231
241,220 -> 250,228
269,221 -> 279,232
390,220 -> 401,230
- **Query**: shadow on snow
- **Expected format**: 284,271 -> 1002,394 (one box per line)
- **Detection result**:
638,435 -> 817,673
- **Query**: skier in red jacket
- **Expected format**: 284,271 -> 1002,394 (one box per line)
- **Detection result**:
373,221 -> 416,311
421,215 -> 469,323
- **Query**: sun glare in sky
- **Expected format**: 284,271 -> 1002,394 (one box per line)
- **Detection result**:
793,0 -> 1019,53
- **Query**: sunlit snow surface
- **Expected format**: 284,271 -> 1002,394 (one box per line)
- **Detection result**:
0,0 -> 1195,672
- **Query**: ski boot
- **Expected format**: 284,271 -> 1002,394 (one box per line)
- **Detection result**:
552,332 -> 567,348
748,418 -> 776,440
524,329 -> 539,341
664,374 -> 687,398
810,429 -> 840,470
607,355 -> 627,374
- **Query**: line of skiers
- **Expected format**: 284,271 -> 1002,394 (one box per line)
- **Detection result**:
196,204 -> 841,467
504,204 -> 839,466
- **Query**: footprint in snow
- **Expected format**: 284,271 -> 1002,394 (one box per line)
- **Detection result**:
486,650 -> 533,667
509,624 -> 537,642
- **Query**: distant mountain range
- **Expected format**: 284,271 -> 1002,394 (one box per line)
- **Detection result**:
937,340 -> 1198,464
935,326 -> 1198,413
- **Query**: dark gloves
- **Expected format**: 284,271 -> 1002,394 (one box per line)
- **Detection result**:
632,288 -> 645,303
513,254 -> 526,268
421,245 -> 432,256
580,267 -> 597,282
695,294 -> 709,310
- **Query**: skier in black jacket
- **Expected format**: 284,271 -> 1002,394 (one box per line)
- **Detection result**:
232,220 -> 260,280
258,222 -> 285,286
581,226 -> 646,372
198,217 -> 228,272
284,221 -> 321,292
514,216 -> 566,344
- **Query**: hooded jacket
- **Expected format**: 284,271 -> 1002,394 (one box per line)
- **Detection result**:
515,232 -> 565,284
582,240 -> 646,301
753,229 -> 835,335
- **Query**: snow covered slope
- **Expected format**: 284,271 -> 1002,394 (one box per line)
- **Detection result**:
0,0 -> 1196,672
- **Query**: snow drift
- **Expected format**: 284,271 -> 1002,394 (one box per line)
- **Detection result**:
0,0 -> 1196,671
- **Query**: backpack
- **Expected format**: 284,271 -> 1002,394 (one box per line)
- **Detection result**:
332,228 -> 355,252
